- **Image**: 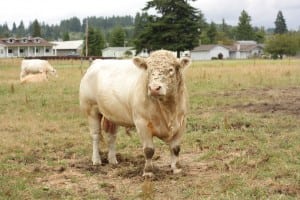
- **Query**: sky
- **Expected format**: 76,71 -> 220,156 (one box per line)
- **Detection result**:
0,0 -> 299,30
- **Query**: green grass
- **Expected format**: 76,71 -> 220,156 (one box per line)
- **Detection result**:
0,58 -> 300,199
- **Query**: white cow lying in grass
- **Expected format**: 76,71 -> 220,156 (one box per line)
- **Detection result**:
20,59 -> 57,80
20,71 -> 48,84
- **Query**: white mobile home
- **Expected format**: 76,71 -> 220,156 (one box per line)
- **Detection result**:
0,37 -> 54,58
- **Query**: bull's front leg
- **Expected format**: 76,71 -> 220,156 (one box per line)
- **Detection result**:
143,143 -> 155,177
135,119 -> 155,177
169,144 -> 182,174
169,131 -> 183,174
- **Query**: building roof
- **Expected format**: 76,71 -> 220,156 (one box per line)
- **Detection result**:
227,44 -> 263,52
192,42 -> 263,53
102,47 -> 134,52
51,40 -> 83,50
0,37 -> 53,47
191,45 -> 229,52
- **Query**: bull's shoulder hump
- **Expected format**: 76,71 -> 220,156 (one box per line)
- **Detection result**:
87,59 -> 139,74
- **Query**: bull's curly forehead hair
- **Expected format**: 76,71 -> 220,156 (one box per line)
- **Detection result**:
146,50 -> 178,67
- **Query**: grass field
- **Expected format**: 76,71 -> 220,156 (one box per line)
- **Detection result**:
0,58 -> 299,199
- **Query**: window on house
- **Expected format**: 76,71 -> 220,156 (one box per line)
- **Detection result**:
0,49 -> 3,54
8,39 -> 15,43
20,49 -> 24,53
36,48 -> 39,53
45,48 -> 50,53
34,38 -> 40,43
8,49 -> 13,54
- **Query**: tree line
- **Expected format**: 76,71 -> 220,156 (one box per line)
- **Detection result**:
0,0 -> 299,58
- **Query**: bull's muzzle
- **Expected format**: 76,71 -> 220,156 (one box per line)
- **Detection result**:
148,83 -> 164,96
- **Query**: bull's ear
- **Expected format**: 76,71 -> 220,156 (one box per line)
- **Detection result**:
179,57 -> 191,69
133,57 -> 147,70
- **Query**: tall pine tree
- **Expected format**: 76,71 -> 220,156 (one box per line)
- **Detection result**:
109,26 -> 125,47
16,21 -> 26,37
136,0 -> 204,57
274,10 -> 288,34
31,19 -> 42,37
236,10 -> 254,40
11,22 -> 17,35
83,27 -> 105,56
207,22 -> 217,44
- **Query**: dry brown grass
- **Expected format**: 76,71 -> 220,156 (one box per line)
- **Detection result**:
0,58 -> 300,199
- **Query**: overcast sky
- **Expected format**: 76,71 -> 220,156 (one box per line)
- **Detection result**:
0,0 -> 299,30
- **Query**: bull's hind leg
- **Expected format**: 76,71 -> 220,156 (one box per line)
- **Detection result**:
102,118 -> 118,164
88,108 -> 102,165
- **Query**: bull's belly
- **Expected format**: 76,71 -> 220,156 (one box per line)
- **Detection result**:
97,99 -> 134,127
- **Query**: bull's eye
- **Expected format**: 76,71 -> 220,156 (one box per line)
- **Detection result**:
168,68 -> 175,75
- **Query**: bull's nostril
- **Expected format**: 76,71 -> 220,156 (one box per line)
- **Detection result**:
156,86 -> 161,91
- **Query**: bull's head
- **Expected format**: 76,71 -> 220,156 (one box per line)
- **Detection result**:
133,50 -> 190,99
45,67 -> 58,77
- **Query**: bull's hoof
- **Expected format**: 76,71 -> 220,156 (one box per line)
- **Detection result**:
92,159 -> 102,165
108,158 -> 118,165
172,168 -> 182,174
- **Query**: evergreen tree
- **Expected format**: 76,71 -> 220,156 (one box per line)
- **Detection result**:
137,0 -> 204,57
236,10 -> 255,40
109,26 -> 125,47
221,19 -> 229,34
134,12 -> 150,53
254,27 -> 265,43
216,19 -> 234,45
63,32 -> 70,41
207,22 -> 217,44
60,17 -> 81,33
83,27 -> 105,56
16,21 -> 26,37
31,19 -> 42,37
12,22 -> 17,35
0,23 -> 10,37
274,11 -> 288,34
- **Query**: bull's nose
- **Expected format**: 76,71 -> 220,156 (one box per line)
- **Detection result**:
149,85 -> 161,91
149,84 -> 162,95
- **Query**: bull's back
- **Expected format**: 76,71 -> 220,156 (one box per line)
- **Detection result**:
80,59 -> 143,126
21,59 -> 47,72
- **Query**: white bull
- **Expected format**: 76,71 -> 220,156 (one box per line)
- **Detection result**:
79,50 -> 190,177
20,59 -> 57,80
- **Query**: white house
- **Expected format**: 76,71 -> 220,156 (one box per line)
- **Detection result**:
51,40 -> 83,56
191,45 -> 230,60
0,37 -> 54,58
102,47 -> 136,58
191,41 -> 264,60
229,41 -> 264,59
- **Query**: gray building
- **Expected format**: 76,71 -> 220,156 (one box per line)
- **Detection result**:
51,40 -> 83,56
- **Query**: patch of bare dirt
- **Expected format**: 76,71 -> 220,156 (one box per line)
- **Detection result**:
229,87 -> 300,116
269,183 -> 300,196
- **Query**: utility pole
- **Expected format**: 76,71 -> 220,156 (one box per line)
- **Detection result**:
85,18 -> 88,57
